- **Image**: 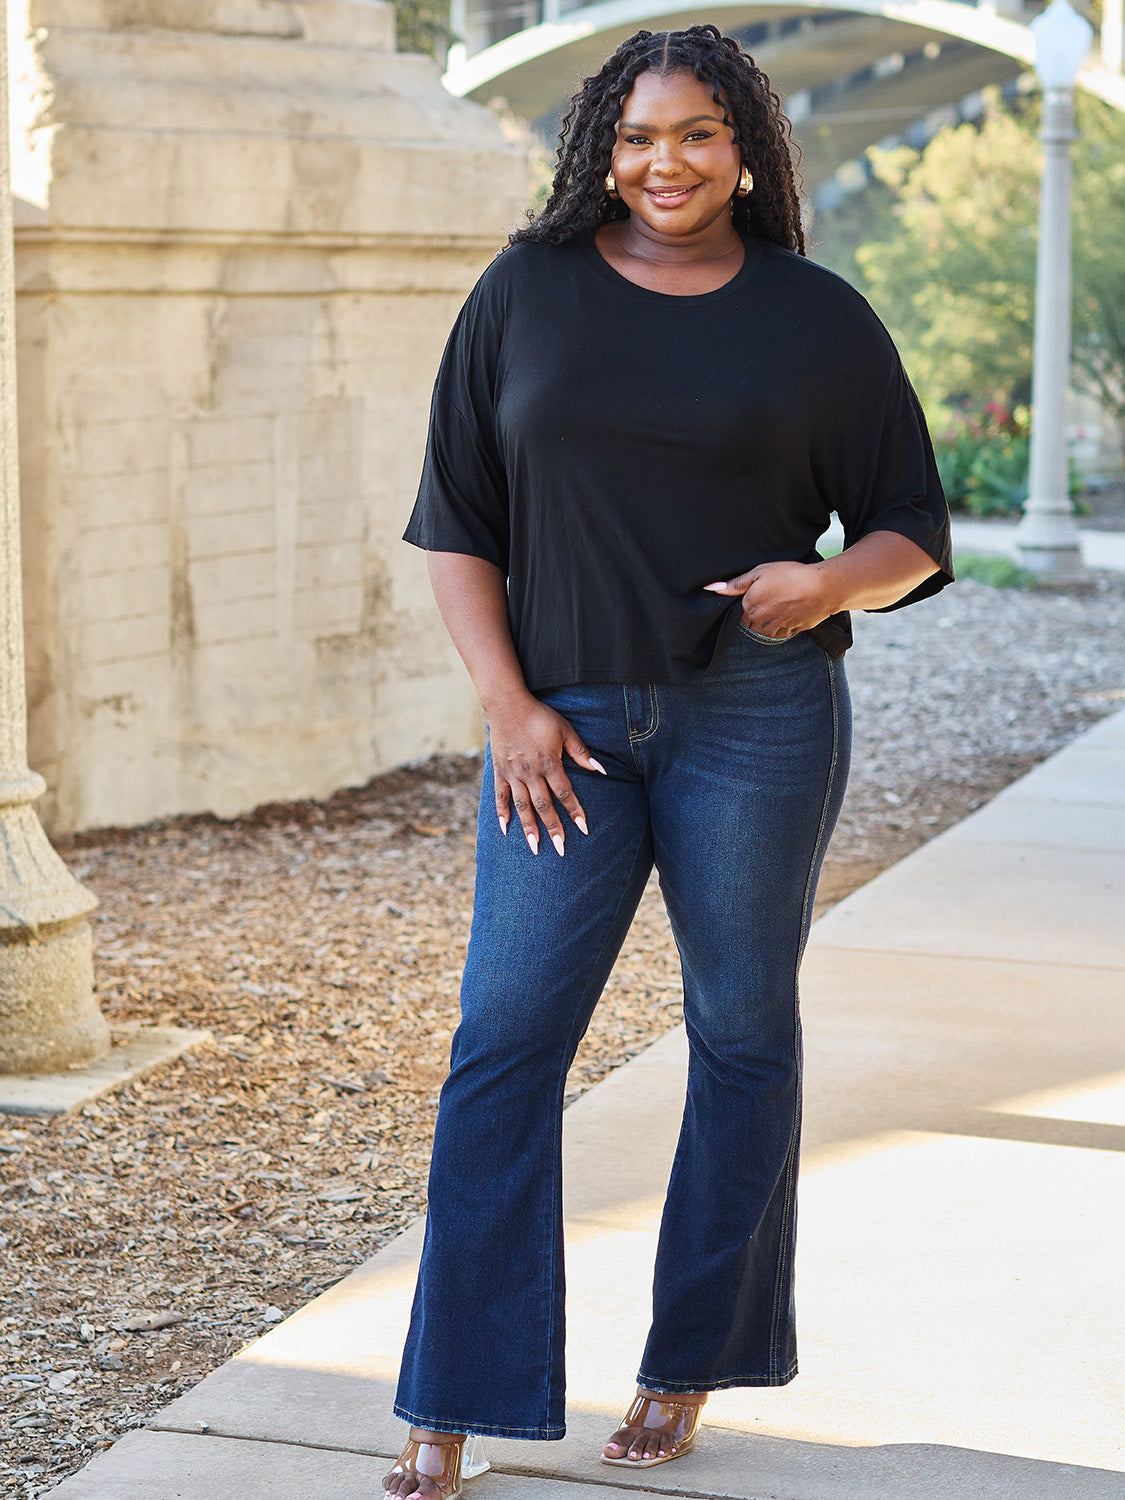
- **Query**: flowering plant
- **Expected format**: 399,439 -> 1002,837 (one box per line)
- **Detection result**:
933,400 -> 1080,517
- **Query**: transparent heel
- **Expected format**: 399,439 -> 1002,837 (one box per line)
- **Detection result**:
461,1435 -> 490,1480
384,1436 -> 468,1500
601,1389 -> 707,1469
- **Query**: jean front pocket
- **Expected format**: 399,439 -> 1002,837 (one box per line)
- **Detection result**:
736,621 -> 792,645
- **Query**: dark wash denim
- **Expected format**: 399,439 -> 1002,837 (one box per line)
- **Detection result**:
394,626 -> 851,1441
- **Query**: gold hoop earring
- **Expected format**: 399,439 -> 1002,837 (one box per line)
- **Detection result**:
735,165 -> 754,198
605,171 -> 620,200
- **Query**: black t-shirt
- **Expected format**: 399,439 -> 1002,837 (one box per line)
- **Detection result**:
404,234 -> 953,690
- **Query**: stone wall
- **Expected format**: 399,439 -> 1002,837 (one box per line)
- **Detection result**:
9,0 -> 528,833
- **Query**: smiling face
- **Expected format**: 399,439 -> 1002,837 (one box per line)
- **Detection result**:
610,68 -> 743,245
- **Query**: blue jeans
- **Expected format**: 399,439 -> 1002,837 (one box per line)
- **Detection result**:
394,626 -> 851,1440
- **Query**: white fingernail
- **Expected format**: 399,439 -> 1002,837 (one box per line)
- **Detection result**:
498,815 -> 508,836
551,833 -> 565,857
575,816 -> 589,836
527,833 -> 539,855
589,759 -> 607,776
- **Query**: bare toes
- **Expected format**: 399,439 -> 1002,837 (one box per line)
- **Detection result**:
383,1473 -> 436,1500
607,1422 -> 679,1463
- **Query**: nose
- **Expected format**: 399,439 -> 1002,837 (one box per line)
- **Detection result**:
649,138 -> 686,176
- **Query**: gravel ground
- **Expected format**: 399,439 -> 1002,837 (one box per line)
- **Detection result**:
1075,479 -> 1125,531
3,568 -> 1125,1498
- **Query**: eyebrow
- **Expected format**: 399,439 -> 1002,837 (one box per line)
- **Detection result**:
617,113 -> 726,131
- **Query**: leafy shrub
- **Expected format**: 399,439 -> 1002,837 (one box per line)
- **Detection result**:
933,399 -> 1083,517
953,551 -> 1039,589
395,0 -> 449,57
935,428 -> 985,511
969,432 -> 1032,516
934,401 -> 1030,516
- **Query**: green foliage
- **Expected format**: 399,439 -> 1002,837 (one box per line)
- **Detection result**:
816,91 -> 1125,434
934,400 -> 1083,516
811,168 -> 899,287
952,552 -> 1039,590
969,433 -> 1031,516
933,401 -> 1028,514
934,428 -> 981,511
1072,98 -> 1125,426
486,98 -> 556,221
854,100 -> 1039,414
394,0 -> 449,58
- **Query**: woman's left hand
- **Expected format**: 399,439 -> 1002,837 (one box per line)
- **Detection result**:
704,533 -> 943,632
704,560 -> 833,639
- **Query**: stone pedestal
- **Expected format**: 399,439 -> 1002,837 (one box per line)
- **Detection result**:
10,0 -> 528,834
1,0 -> 107,1073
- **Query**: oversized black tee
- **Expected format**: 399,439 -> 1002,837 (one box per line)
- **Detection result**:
404,234 -> 953,690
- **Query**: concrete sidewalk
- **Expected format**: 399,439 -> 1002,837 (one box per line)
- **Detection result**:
46,710 -> 1125,1500
818,516 -> 1125,574
951,517 -> 1125,573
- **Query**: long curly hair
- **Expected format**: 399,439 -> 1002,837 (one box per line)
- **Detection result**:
508,25 -> 804,254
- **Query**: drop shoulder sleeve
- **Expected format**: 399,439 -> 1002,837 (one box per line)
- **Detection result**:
837,342 -> 954,612
403,261 -> 510,570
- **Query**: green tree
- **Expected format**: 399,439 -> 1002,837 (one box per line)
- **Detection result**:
854,101 -> 1040,414
815,92 -> 1125,432
394,0 -> 449,58
1072,98 -> 1125,426
810,166 -> 899,290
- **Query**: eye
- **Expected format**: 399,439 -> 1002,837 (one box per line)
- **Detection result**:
622,134 -> 651,146
685,130 -> 716,141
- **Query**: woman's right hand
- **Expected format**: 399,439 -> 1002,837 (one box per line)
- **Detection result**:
421,552 -> 607,855
487,694 -> 607,856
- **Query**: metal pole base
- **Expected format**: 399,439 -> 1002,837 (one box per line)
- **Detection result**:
0,774 -> 108,1075
1013,502 -> 1086,583
1011,540 -> 1085,582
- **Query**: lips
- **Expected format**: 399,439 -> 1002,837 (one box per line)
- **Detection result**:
644,184 -> 699,206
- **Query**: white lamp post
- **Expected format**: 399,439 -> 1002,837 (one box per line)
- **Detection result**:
1103,0 -> 1123,74
1013,0 -> 1094,581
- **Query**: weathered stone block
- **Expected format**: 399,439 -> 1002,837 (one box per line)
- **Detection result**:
66,470 -> 170,529
77,520 -> 171,577
187,508 -> 277,559
73,564 -> 169,623
11,0 -> 527,833
294,583 -> 365,634
183,461 -> 277,517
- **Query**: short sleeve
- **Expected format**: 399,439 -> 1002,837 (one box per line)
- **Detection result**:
403,270 -> 510,571
838,355 -> 954,612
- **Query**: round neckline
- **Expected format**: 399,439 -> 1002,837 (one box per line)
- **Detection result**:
579,231 -> 761,305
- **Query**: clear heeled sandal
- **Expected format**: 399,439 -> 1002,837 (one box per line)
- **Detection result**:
383,1433 -> 489,1500
461,1436 -> 489,1479
601,1388 -> 707,1468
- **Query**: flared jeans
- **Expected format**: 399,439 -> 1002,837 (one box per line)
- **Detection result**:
394,625 -> 851,1440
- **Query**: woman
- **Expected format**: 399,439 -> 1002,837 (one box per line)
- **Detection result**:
384,25 -> 952,1500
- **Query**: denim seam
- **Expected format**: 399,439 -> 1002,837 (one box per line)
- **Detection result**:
543,812 -> 655,1438
542,1072 -> 562,1440
796,653 -> 842,971
634,1367 -> 799,1393
736,622 -> 790,645
392,1403 -> 565,1440
624,684 -> 660,747
769,649 -> 841,1376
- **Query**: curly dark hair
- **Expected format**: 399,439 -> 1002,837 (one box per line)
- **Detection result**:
508,25 -> 804,254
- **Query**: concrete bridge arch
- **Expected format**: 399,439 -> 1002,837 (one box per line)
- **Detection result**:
443,0 -> 1125,191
